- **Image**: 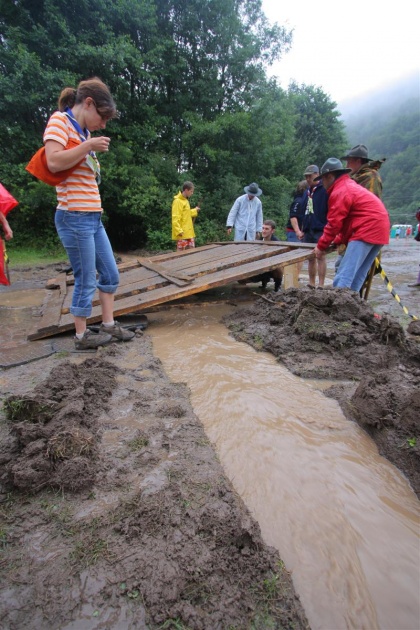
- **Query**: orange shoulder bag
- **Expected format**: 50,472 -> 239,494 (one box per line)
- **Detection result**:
26,137 -> 84,186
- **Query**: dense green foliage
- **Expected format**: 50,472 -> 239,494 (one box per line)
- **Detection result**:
0,0 -> 346,251
342,76 -> 419,225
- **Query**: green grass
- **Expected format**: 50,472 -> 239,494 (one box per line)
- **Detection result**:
6,244 -> 67,267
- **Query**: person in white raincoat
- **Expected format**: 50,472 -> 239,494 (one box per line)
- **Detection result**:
226,182 -> 263,241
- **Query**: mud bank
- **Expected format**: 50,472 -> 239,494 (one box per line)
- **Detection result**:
224,287 -> 420,497
0,336 -> 308,629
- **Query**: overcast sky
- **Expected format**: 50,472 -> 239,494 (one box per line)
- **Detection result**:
261,0 -> 420,105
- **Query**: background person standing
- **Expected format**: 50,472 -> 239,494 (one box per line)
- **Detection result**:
226,182 -> 263,241
341,144 -> 384,198
285,180 -> 307,242
301,165 -> 329,287
171,181 -> 200,250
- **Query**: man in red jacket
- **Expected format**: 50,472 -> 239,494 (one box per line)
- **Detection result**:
313,158 -> 390,292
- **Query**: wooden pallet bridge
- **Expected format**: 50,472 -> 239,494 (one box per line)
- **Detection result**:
28,241 -> 314,340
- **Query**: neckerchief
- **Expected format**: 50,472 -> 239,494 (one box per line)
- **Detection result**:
305,184 -> 319,215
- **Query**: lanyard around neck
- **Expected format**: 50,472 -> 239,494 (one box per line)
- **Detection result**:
64,107 -> 89,142
64,107 -> 101,182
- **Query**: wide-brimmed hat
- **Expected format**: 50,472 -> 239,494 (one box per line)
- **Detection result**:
244,182 -> 262,196
340,144 -> 372,161
304,164 -> 319,176
314,158 -> 351,181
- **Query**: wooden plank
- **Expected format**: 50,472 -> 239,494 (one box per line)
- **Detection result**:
151,243 -> 284,275
283,263 -> 299,289
29,244 -> 314,339
137,257 -> 194,285
212,240 -> 315,249
61,273 -> 173,315
152,243 -> 260,274
56,248 -> 313,327
170,245 -> 291,278
62,243 -> 294,314
27,276 -> 67,340
151,243 -> 222,262
60,265 -> 164,312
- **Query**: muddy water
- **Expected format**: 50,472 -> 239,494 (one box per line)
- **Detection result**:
150,306 -> 420,630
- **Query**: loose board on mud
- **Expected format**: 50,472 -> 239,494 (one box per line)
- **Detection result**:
28,241 -> 314,340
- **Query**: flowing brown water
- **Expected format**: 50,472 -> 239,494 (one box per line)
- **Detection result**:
150,305 -> 420,630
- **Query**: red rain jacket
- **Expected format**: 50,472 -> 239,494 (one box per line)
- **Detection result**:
317,175 -> 390,251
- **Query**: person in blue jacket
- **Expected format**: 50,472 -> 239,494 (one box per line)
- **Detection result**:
285,180 -> 308,242
226,182 -> 263,241
301,165 -> 329,287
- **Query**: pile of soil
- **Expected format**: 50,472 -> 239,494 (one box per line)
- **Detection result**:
224,287 -> 420,497
0,336 -> 308,629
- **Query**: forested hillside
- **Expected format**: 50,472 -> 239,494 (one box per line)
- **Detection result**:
341,73 -> 419,226
0,0 -> 346,251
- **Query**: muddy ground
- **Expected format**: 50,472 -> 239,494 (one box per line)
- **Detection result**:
0,241 -> 419,628
0,274 -> 308,629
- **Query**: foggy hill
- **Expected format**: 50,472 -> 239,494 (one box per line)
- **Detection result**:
338,72 -> 420,224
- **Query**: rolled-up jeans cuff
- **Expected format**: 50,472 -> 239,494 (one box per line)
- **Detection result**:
70,306 -> 93,318
97,282 -> 118,294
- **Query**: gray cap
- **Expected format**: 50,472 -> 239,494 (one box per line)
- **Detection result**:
304,164 -> 319,175
314,158 -> 351,180
341,144 -> 372,161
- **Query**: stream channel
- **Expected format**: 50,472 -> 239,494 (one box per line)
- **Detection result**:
149,305 -> 419,630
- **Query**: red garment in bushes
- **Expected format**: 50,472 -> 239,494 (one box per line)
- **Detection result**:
0,238 -> 10,285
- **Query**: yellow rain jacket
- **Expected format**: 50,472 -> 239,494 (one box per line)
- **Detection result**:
171,191 -> 198,240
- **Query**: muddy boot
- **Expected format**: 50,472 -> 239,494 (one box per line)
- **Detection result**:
99,321 -> 135,342
74,329 -> 112,350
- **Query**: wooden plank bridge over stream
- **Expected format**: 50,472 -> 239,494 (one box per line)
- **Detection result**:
28,240 -> 314,341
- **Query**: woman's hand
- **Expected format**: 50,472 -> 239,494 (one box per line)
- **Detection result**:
0,216 -> 13,240
88,136 -> 111,152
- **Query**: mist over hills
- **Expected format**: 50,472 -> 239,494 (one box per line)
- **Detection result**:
338,71 -> 420,224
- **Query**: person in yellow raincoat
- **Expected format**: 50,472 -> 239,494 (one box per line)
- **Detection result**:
171,181 -> 200,250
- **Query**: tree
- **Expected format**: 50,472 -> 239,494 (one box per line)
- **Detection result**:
288,82 -> 347,169
0,0 -> 346,249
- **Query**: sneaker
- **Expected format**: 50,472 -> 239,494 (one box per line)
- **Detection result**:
74,329 -> 113,350
99,321 -> 135,342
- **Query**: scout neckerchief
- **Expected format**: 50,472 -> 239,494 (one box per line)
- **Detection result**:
305,184 -> 319,215
64,107 -> 101,184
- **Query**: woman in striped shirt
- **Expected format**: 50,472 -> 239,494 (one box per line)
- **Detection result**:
44,77 -> 134,350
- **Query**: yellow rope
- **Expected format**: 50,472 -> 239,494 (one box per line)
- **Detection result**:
374,258 -> 418,320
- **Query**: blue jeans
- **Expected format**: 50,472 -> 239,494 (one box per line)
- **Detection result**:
55,211 -> 119,318
286,230 -> 299,242
333,241 -> 383,292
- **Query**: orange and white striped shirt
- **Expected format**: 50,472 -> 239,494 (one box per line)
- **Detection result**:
44,112 -> 102,212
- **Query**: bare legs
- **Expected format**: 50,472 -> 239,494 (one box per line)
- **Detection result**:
308,255 -> 326,287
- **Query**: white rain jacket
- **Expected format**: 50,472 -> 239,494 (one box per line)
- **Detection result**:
226,194 -> 263,241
